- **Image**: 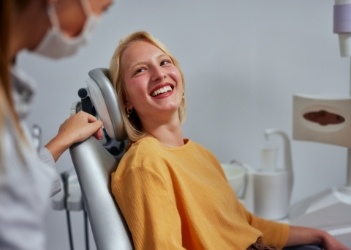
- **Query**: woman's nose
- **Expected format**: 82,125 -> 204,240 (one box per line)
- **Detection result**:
151,67 -> 166,82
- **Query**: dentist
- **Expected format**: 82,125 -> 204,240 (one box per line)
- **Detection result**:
0,0 -> 112,249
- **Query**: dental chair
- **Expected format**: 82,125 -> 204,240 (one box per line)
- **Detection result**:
69,68 -> 133,250
68,68 -> 322,250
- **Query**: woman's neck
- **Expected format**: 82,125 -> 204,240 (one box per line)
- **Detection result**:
143,121 -> 184,148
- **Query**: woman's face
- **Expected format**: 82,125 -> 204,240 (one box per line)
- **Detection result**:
121,40 -> 183,124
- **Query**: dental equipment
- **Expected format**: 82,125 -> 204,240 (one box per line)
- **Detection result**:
289,0 -> 351,246
232,129 -> 294,221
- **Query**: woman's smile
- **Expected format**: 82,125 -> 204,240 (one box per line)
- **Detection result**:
150,84 -> 174,98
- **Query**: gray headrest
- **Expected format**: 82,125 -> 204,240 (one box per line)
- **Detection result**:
86,68 -> 127,141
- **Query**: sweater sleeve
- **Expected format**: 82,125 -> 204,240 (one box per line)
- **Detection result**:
241,202 -> 290,249
111,166 -> 186,250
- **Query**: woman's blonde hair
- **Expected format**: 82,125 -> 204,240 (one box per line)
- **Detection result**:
109,31 -> 187,142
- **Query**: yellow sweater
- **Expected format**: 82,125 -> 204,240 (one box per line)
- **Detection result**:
111,137 -> 289,250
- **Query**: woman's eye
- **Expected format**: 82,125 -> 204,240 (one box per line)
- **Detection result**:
134,67 -> 146,75
160,59 -> 172,66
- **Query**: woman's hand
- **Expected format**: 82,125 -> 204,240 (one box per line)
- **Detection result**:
286,226 -> 349,250
45,111 -> 103,161
320,230 -> 349,250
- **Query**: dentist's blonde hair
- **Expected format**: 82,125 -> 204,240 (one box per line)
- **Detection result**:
109,31 -> 186,143
0,0 -> 11,131
0,0 -> 29,170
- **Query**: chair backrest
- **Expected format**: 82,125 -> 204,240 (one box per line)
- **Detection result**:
69,68 -> 133,250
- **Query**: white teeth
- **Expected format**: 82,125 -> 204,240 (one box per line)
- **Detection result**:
151,86 -> 172,97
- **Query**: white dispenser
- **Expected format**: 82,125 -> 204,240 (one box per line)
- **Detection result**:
242,129 -> 294,220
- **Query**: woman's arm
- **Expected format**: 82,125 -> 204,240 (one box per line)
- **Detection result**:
45,111 -> 103,161
286,226 -> 348,249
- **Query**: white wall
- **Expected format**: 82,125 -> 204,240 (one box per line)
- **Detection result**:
18,0 -> 349,249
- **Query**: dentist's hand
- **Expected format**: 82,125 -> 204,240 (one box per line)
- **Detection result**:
45,111 -> 103,161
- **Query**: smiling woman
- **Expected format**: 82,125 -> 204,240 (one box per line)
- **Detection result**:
110,31 -> 186,144
108,31 -> 348,250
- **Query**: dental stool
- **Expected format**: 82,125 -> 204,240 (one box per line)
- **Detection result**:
67,68 -> 321,250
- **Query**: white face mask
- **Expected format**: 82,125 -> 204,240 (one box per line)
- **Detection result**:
34,0 -> 100,59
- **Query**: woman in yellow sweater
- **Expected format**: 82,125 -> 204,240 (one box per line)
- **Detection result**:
109,31 -> 347,250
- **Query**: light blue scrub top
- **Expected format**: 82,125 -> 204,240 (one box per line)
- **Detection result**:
0,66 -> 61,250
